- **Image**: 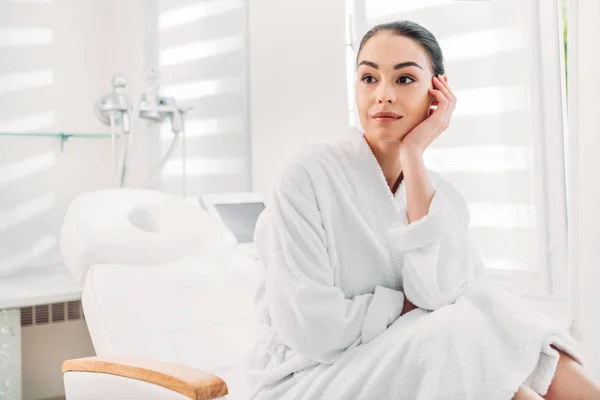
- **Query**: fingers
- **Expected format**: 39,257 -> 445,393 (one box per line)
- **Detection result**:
433,75 -> 451,100
435,74 -> 457,104
428,86 -> 449,112
430,75 -> 457,123
427,89 -> 450,131
429,75 -> 455,131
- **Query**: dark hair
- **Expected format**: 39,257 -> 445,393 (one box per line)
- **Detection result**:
356,20 -> 445,77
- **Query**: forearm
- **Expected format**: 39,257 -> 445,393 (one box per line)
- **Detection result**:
391,150 -> 479,310
401,148 -> 435,223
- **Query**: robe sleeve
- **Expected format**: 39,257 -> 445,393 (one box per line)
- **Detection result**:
388,179 -> 485,311
255,164 -> 405,364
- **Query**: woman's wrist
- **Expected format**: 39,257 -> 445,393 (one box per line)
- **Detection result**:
400,144 -> 435,223
399,146 -> 425,174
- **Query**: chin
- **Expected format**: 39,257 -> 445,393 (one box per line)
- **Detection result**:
367,125 -> 407,142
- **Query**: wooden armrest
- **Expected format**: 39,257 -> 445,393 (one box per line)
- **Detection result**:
62,356 -> 228,400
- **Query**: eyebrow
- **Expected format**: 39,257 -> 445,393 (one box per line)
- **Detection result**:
358,60 -> 423,71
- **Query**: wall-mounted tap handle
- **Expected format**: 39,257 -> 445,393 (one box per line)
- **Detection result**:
112,74 -> 127,93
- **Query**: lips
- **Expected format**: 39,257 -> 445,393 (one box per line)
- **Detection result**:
372,112 -> 402,119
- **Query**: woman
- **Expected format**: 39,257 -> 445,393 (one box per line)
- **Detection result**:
245,21 -> 598,400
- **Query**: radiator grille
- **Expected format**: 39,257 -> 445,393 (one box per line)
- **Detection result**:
20,300 -> 83,327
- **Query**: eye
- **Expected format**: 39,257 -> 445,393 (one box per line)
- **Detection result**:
360,75 -> 377,84
397,75 -> 415,84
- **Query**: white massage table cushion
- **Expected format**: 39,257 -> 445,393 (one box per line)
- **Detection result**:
59,188 -> 230,285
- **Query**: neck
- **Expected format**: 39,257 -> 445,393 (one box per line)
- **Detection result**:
363,134 -> 403,191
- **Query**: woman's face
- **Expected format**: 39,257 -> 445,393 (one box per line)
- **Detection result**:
355,31 -> 436,142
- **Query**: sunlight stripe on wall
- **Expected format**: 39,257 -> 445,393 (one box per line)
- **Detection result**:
1,0 -> 52,3
0,111 -> 55,132
163,77 -> 243,101
160,117 -> 244,139
159,0 -> 243,31
482,257 -> 535,272
0,192 -> 56,232
366,0 -> 448,19
162,157 -> 245,176
468,202 -> 537,229
424,145 -> 533,172
0,235 -> 56,277
160,36 -> 243,66
0,152 -> 55,187
452,85 -> 529,117
440,26 -> 526,61
0,27 -> 52,47
0,70 -> 53,93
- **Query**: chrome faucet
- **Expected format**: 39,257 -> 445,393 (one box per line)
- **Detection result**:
138,68 -> 190,134
93,68 -> 191,191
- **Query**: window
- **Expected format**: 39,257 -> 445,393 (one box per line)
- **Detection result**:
346,0 -> 569,303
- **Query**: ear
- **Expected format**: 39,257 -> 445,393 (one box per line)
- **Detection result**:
428,91 -> 439,117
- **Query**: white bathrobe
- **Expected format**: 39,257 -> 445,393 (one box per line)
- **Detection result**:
245,128 -> 582,400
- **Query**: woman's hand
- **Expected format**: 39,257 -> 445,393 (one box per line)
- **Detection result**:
399,74 -> 457,156
401,295 -> 418,316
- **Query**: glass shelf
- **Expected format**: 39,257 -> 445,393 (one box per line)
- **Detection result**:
0,132 -> 120,138
0,131 -> 122,151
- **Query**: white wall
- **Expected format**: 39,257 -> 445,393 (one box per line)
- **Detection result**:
0,0 -> 153,278
22,320 -> 95,400
569,0 -> 600,382
0,1 -> 154,398
248,0 -> 349,194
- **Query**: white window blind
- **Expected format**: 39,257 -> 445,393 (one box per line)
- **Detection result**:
346,0 -> 568,300
157,0 -> 251,200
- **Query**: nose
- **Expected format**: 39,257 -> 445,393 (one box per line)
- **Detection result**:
376,82 -> 396,104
